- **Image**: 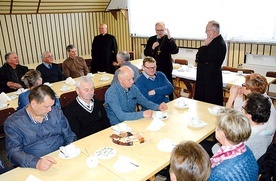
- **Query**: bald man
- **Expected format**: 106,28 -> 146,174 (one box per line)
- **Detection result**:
91,23 -> 118,74
105,66 -> 167,125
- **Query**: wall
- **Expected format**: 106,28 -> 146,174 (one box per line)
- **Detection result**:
1,12 -> 276,69
0,11 -> 131,66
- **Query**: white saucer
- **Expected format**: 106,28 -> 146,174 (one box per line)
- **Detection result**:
94,147 -> 117,159
9,94 -> 18,100
0,103 -> 8,109
174,102 -> 188,109
207,107 -> 223,115
59,148 -> 81,159
153,112 -> 168,120
222,70 -> 230,74
59,87 -> 71,92
113,156 -> 138,173
100,76 -> 110,81
187,117 -> 207,128
157,141 -> 176,152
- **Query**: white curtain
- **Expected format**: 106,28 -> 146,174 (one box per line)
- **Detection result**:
128,0 -> 276,41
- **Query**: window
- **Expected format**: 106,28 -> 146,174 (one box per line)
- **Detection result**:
128,0 -> 276,41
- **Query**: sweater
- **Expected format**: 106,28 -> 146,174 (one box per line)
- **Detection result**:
36,63 -> 65,83
209,146 -> 258,181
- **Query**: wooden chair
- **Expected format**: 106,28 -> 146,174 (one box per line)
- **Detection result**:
174,59 -> 188,65
0,107 -> 16,138
85,58 -> 92,72
221,66 -> 238,72
266,71 -> 276,105
237,68 -> 254,74
94,86 -> 109,102
173,59 -> 195,99
59,91 -> 78,110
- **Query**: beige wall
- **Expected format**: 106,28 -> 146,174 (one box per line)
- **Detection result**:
1,12 -> 276,69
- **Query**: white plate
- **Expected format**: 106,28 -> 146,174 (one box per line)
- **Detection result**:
207,107 -> 223,115
9,94 -> 18,100
44,83 -> 52,87
174,102 -> 188,109
59,87 -> 71,92
113,156 -> 138,173
153,112 -> 169,120
0,103 -> 8,109
100,76 -> 110,81
59,148 -> 81,159
94,147 -> 117,159
222,70 -> 230,74
157,140 -> 176,152
111,125 -> 132,134
187,117 -> 207,128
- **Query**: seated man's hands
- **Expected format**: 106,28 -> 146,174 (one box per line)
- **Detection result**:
143,110 -> 153,118
158,102 -> 168,111
7,81 -> 22,90
36,156 -> 57,171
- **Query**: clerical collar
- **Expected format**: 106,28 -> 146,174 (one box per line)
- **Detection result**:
76,96 -> 94,113
142,71 -> 156,81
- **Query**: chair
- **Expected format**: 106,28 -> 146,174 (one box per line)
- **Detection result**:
59,91 -> 78,110
0,107 -> 16,138
173,59 -> 195,99
174,59 -> 188,65
94,86 -> 109,102
221,66 -> 238,72
85,59 -> 92,72
237,68 -> 254,74
266,71 -> 276,104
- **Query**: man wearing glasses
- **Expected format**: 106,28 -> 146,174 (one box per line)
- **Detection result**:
144,22 -> 178,100
135,57 -> 173,109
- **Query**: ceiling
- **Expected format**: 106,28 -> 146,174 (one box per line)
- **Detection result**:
0,0 -> 113,14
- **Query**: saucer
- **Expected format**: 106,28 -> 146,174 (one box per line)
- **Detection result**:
59,87 -> 71,92
187,117 -> 207,128
100,76 -> 110,81
153,112 -> 168,120
94,147 -> 116,159
157,139 -> 176,152
0,103 -> 8,109
207,107 -> 223,115
174,102 -> 188,109
9,94 -> 18,100
59,148 -> 81,159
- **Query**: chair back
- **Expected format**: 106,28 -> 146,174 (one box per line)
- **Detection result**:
85,59 -> 92,72
0,107 -> 16,138
221,66 -> 238,72
94,86 -> 109,102
237,68 -> 254,74
174,59 -> 188,65
59,91 -> 78,110
266,71 -> 276,79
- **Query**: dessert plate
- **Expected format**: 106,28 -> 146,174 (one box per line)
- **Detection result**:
94,147 -> 117,159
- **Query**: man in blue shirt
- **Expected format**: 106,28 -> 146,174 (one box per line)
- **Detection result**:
4,85 -> 76,171
135,57 -> 173,109
105,66 -> 168,125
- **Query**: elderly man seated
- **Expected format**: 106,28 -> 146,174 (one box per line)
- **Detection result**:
105,66 -> 168,125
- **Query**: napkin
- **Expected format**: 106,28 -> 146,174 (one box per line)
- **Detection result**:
65,77 -> 76,85
0,92 -> 11,102
146,117 -> 166,131
113,156 -> 139,173
26,174 -> 42,181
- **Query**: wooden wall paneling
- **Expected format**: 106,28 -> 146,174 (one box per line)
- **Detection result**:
59,14 -> 67,59
53,14 -> 62,61
271,46 -> 276,56
0,16 -> 8,65
20,14 -> 32,64
27,14 -> 38,64
30,14 -> 42,63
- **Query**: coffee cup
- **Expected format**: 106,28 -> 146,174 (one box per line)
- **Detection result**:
155,111 -> 164,119
238,71 -> 243,75
118,123 -> 127,132
64,144 -> 76,155
86,156 -> 98,168
87,73 -> 93,77
191,117 -> 201,126
177,101 -> 185,107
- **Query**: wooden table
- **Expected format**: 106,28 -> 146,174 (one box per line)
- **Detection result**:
0,97 -> 217,181
2,73 -> 113,110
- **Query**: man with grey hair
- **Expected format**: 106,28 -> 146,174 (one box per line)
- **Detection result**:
111,51 -> 140,84
36,51 -> 65,83
4,85 -> 76,171
105,66 -> 167,125
194,20 -> 226,106
64,76 -> 110,139
91,23 -> 118,74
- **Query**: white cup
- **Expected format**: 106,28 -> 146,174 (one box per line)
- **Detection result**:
44,82 -> 50,86
87,73 -> 93,77
238,71 -> 243,75
64,144 -> 76,155
191,117 -> 201,126
86,156 -> 98,168
177,101 -> 185,107
212,106 -> 221,115
155,111 -> 164,119
118,123 -> 127,132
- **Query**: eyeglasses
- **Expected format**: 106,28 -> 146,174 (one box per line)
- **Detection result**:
144,65 -> 157,70
242,83 -> 246,87
156,29 -> 164,32
45,55 -> 54,59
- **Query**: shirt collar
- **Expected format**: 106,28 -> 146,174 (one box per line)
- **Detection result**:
26,109 -> 49,124
142,71 -> 156,81
76,96 -> 94,113
43,62 -> 51,68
